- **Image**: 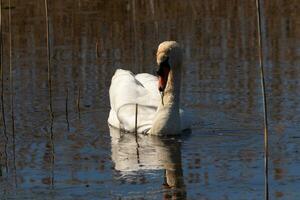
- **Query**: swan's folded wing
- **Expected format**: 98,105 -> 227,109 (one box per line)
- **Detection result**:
135,73 -> 160,102
108,69 -> 160,132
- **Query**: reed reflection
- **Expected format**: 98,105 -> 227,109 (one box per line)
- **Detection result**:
110,127 -> 186,199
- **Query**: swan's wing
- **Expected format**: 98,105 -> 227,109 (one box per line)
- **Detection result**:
108,69 -> 160,133
135,73 -> 160,101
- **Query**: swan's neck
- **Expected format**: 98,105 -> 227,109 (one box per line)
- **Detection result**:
150,68 -> 181,136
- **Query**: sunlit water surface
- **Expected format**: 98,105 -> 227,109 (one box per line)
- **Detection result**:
0,0 -> 299,199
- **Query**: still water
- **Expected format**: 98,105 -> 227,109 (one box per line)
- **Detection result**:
0,0 -> 299,199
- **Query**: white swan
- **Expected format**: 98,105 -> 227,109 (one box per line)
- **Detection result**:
108,41 -> 189,135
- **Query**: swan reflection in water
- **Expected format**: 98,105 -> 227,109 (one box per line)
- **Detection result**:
110,126 -> 186,199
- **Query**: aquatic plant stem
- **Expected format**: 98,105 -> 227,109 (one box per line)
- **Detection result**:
135,104 -> 140,163
0,1 -> 8,173
0,0 -> 7,142
255,0 -> 269,199
0,0 -> 8,172
135,103 -> 138,134
0,153 -> 2,176
45,0 -> 55,189
96,39 -> 100,58
0,0 -> 8,174
65,88 -> 69,131
8,0 -> 17,188
45,0 -> 53,120
77,87 -> 81,119
9,0 -> 14,132
50,118 -> 54,188
0,1 -> 8,175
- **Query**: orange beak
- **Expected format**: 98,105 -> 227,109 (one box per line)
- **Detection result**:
158,67 -> 170,92
156,58 -> 170,92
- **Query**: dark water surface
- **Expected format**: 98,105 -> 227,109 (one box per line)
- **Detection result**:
0,0 -> 299,199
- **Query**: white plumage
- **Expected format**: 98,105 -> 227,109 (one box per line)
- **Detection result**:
108,69 -> 161,133
108,41 -> 191,135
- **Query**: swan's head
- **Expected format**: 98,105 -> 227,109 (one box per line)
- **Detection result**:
156,41 -> 182,92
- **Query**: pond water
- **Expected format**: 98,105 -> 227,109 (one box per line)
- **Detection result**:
0,0 -> 299,199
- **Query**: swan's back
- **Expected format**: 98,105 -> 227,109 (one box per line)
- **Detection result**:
108,69 -> 160,133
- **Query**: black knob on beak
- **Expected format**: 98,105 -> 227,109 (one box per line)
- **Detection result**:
156,67 -> 163,76
156,57 -> 169,76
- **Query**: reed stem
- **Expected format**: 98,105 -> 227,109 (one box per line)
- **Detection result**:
66,88 -> 69,131
8,0 -> 14,133
96,40 -> 100,58
45,0 -> 53,120
255,0 -> 269,199
45,0 -> 55,188
77,87 -> 81,119
0,151 -> 2,175
49,118 -> 54,188
8,0 -> 17,187
0,2 -> 8,173
135,103 -> 140,163
0,0 -> 7,140
135,103 -> 138,134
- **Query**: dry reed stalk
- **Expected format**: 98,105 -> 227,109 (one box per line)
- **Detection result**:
0,1 -> 10,177
0,151 -> 2,176
8,0 -> 14,134
77,87 -> 81,119
45,0 -> 55,188
44,0 -> 53,120
49,118 -> 54,188
0,0 -> 7,140
8,0 -> 17,187
135,103 -> 138,134
256,0 -> 269,199
66,88 -> 69,131
134,103 -> 140,163
0,2 -> 8,175
96,40 -> 100,58
0,2 -> 8,173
